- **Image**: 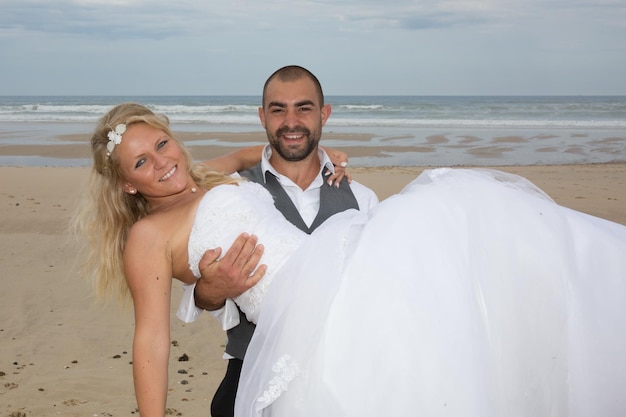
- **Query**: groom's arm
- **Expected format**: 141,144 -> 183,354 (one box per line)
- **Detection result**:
194,233 -> 266,311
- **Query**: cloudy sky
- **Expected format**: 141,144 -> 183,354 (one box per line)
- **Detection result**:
1,0 -> 625,96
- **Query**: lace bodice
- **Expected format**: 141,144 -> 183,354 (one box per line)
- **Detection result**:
188,181 -> 307,324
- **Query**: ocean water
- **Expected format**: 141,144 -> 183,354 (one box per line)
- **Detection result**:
0,95 -> 624,166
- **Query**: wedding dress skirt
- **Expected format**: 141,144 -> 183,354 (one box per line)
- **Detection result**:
187,168 -> 626,417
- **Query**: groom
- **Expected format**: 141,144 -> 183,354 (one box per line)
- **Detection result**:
179,65 -> 378,417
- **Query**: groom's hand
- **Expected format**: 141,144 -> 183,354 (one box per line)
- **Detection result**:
194,233 -> 266,311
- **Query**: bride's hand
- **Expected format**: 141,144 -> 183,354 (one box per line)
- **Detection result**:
323,147 -> 352,187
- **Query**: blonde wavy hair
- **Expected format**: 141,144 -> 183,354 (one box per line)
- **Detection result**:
72,103 -> 239,305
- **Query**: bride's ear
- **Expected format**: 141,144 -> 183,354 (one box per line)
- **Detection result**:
123,183 -> 138,195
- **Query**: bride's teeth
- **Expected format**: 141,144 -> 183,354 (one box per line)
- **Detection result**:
160,166 -> 176,181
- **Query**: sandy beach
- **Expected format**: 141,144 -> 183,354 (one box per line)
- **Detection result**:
1,138 -> 625,416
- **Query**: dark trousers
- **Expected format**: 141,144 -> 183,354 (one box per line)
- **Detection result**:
211,358 -> 243,417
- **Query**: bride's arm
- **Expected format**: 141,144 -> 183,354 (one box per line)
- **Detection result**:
200,145 -> 351,183
124,222 -> 173,416
200,145 -> 265,174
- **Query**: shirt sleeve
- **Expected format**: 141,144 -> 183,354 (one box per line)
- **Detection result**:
350,180 -> 380,213
176,282 -> 203,323
176,282 -> 241,330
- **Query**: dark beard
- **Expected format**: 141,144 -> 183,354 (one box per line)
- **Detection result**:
270,127 -> 319,161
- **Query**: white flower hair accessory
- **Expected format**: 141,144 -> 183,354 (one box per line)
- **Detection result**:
106,123 -> 126,155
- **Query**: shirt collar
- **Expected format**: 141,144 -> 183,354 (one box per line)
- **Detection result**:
259,145 -> 334,183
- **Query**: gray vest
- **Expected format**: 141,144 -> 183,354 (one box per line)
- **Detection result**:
225,164 -> 360,359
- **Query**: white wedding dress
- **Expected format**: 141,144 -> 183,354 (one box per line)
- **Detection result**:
187,168 -> 626,417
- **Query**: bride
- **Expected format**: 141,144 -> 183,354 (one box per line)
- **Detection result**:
76,103 -> 626,417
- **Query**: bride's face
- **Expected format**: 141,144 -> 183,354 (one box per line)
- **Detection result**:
116,122 -> 190,198
259,77 -> 331,162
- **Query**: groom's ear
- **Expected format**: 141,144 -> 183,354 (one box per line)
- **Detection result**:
320,104 -> 332,126
258,106 -> 267,129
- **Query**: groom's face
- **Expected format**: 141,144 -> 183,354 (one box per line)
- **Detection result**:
259,77 -> 331,162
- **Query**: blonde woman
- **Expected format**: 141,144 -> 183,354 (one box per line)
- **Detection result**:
73,102 -> 348,416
